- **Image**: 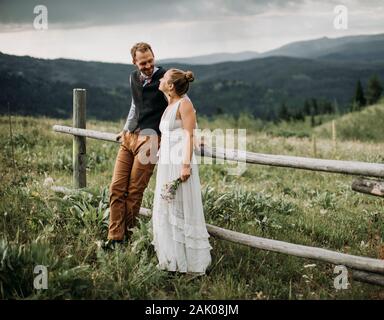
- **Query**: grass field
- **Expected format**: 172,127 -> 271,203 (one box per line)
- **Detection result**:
1,103 -> 383,299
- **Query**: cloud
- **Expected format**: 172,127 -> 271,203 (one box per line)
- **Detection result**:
0,0 -> 315,31
0,0 -> 383,62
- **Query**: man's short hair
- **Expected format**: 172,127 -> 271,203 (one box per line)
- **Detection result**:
131,42 -> 154,60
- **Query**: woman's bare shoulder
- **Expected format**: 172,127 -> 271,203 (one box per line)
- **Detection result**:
180,97 -> 195,112
177,97 -> 195,119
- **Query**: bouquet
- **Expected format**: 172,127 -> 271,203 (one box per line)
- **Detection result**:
160,177 -> 183,202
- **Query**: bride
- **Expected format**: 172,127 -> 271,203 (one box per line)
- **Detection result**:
151,68 -> 212,275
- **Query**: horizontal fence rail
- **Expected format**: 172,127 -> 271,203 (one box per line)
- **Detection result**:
53,125 -> 384,178
352,177 -> 384,197
137,208 -> 384,275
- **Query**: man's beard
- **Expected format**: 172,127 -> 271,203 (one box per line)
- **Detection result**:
142,67 -> 154,76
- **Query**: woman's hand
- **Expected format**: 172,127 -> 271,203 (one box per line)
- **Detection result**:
180,164 -> 192,182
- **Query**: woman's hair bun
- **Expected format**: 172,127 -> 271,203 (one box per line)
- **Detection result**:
185,71 -> 194,82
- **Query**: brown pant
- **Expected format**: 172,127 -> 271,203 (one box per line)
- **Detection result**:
108,131 -> 160,240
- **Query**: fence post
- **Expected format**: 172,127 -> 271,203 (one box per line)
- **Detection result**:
73,88 -> 86,188
332,120 -> 337,156
312,134 -> 317,158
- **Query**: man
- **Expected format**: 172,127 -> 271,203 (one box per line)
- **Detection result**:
106,42 -> 168,246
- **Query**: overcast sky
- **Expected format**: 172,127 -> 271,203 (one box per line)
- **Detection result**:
0,0 -> 383,63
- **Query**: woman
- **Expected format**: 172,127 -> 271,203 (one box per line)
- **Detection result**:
151,68 -> 212,275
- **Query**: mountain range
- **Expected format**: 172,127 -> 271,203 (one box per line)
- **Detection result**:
159,33 -> 384,64
1,33 -> 384,122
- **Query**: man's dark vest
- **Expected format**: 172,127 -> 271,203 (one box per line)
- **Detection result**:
130,66 -> 168,135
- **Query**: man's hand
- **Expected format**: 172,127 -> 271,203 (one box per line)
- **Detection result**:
116,130 -> 126,144
180,164 -> 192,182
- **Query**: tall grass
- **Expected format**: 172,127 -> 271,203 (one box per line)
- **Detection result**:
315,100 -> 384,142
0,115 -> 383,299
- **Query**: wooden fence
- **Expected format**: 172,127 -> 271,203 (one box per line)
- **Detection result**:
52,88 -> 384,287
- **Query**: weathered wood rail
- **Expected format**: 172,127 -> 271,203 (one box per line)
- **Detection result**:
53,124 -> 384,179
138,207 -> 384,285
52,88 -> 384,287
352,177 -> 384,198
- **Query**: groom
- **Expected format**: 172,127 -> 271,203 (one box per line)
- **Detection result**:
107,42 -> 168,245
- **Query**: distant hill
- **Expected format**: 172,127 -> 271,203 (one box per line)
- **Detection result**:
315,100 -> 384,142
159,33 -> 384,65
260,33 -> 384,63
1,52 -> 384,121
0,52 -> 134,89
158,51 -> 260,65
317,39 -> 384,63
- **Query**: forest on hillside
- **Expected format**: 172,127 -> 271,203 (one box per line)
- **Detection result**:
1,52 -> 383,123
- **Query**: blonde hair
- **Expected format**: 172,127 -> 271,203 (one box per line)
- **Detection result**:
168,68 -> 195,96
130,42 -> 154,60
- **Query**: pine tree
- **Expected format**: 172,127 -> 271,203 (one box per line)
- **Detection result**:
310,113 -> 316,127
292,107 -> 305,122
333,99 -> 340,115
311,98 -> 318,115
366,75 -> 383,105
303,100 -> 311,116
323,100 -> 333,114
352,79 -> 366,110
266,108 -> 277,123
278,102 -> 290,122
297,108 -> 305,121
309,99 -> 317,127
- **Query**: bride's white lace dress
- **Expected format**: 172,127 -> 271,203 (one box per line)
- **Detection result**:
151,96 -> 212,274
